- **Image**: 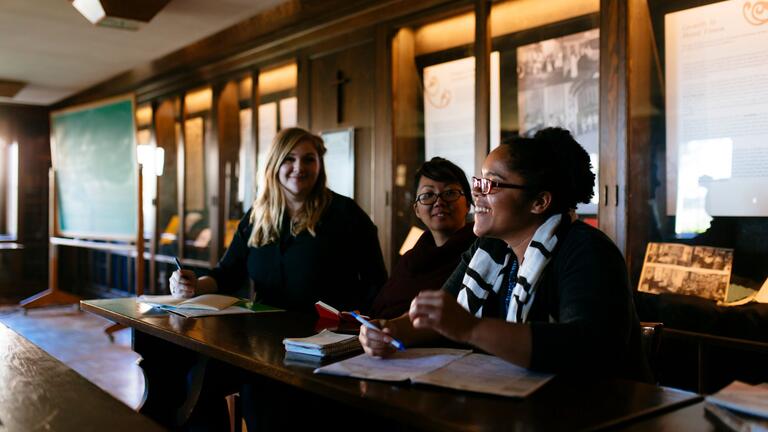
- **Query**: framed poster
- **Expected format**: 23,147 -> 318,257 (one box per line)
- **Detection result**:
320,128 -> 355,199
517,28 -> 600,215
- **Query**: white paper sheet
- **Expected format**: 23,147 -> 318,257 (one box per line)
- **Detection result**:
411,353 -> 554,398
314,348 -> 471,382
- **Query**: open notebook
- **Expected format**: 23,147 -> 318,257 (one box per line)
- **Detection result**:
137,294 -> 282,317
315,348 -> 554,398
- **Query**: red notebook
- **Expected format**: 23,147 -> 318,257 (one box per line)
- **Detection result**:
315,301 -> 343,321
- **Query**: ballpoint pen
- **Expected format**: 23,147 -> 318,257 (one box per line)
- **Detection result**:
349,311 -> 405,351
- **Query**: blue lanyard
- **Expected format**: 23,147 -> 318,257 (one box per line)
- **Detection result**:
503,255 -> 519,317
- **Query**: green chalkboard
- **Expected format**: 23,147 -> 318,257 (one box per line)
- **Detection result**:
51,97 -> 138,240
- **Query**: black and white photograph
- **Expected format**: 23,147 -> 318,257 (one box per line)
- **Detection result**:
638,242 -> 734,301
516,28 -> 599,137
516,28 -> 600,214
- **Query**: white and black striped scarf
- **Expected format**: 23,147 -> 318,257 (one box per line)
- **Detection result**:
457,214 -> 562,323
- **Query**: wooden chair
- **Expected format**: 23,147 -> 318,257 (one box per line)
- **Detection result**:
640,322 -> 664,383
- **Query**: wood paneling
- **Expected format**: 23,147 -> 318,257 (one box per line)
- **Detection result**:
474,0 -> 491,176
599,0 -> 628,253
0,103 -> 49,299
308,38 -> 376,217
373,24 -> 394,270
391,28 -> 422,266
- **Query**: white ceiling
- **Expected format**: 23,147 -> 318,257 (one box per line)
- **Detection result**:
0,0 -> 287,106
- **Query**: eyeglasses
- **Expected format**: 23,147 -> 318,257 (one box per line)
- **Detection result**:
471,176 -> 528,195
415,189 -> 465,205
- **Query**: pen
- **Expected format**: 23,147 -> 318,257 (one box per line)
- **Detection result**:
349,311 -> 405,351
174,257 -> 183,271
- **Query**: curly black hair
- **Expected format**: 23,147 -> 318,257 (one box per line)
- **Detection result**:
413,157 -> 474,206
500,127 -> 594,215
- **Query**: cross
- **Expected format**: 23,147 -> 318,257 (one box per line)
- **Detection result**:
330,70 -> 350,124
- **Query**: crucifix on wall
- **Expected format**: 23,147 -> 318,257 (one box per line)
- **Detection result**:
330,70 -> 350,124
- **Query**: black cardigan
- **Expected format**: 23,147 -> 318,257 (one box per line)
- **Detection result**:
208,192 -> 387,314
444,218 -> 651,382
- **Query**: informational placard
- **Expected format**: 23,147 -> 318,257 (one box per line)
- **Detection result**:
320,128 -> 355,199
517,28 -> 600,215
257,102 -> 278,180
666,0 -> 768,234
423,52 -> 500,181
279,97 -> 298,129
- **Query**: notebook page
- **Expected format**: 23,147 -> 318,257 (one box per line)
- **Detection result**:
411,353 -> 554,398
314,348 -> 471,382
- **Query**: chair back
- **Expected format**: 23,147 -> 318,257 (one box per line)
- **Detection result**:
640,322 -> 664,383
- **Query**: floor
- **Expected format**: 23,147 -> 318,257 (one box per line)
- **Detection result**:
0,303 -> 145,410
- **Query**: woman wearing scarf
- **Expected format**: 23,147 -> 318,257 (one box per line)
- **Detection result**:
360,127 -> 650,382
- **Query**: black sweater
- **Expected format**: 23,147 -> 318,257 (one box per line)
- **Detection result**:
444,219 -> 651,382
208,192 -> 387,314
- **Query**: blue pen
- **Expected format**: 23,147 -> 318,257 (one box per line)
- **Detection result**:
173,257 -> 183,271
349,311 -> 405,351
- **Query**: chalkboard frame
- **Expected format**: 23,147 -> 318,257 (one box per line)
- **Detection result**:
50,94 -> 141,242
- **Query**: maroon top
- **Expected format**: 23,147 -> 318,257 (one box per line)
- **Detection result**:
370,223 -> 476,319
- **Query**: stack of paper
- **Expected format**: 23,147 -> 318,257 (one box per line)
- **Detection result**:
705,381 -> 768,431
283,329 -> 362,358
315,348 -> 554,398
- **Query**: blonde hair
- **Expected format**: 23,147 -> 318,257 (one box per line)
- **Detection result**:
248,127 -> 331,247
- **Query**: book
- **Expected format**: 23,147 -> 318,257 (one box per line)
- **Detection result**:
139,294 -> 241,311
283,329 -> 362,358
705,402 -> 768,432
706,381 -> 768,419
314,300 -> 363,323
137,295 -> 286,317
314,348 -> 554,398
315,300 -> 343,321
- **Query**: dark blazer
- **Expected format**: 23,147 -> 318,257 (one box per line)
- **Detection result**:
444,218 -> 651,382
371,223 -> 476,319
209,192 -> 387,313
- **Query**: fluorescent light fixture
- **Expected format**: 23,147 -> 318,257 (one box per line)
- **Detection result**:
71,0 -> 171,31
72,0 -> 106,24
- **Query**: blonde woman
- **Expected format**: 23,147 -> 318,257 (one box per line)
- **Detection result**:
152,128 -> 386,430
170,127 -> 387,313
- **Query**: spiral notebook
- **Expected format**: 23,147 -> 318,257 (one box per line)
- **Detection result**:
283,329 -> 362,358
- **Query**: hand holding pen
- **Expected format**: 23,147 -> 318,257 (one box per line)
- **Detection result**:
353,311 -> 406,357
169,257 -> 197,298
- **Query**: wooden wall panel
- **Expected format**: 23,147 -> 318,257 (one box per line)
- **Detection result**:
0,104 -> 50,300
599,0 -> 628,253
309,40 -> 376,217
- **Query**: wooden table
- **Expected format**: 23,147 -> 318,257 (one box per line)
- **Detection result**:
82,298 -> 703,431
619,402 -> 715,431
0,321 -> 165,432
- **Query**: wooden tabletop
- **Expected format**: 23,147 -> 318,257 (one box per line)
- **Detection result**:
82,298 -> 702,431
0,321 -> 165,432
619,402 -> 715,431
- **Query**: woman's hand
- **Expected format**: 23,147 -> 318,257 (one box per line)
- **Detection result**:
169,269 -> 198,298
408,290 -> 478,343
358,319 -> 399,358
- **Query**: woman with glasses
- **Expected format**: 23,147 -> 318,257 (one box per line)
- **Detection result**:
360,127 -> 650,382
370,157 -> 476,319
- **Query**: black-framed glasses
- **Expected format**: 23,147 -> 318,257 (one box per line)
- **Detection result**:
472,176 -> 528,195
415,189 -> 464,205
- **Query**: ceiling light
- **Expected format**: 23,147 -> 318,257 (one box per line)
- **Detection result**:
71,0 -> 171,31
0,80 -> 27,98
